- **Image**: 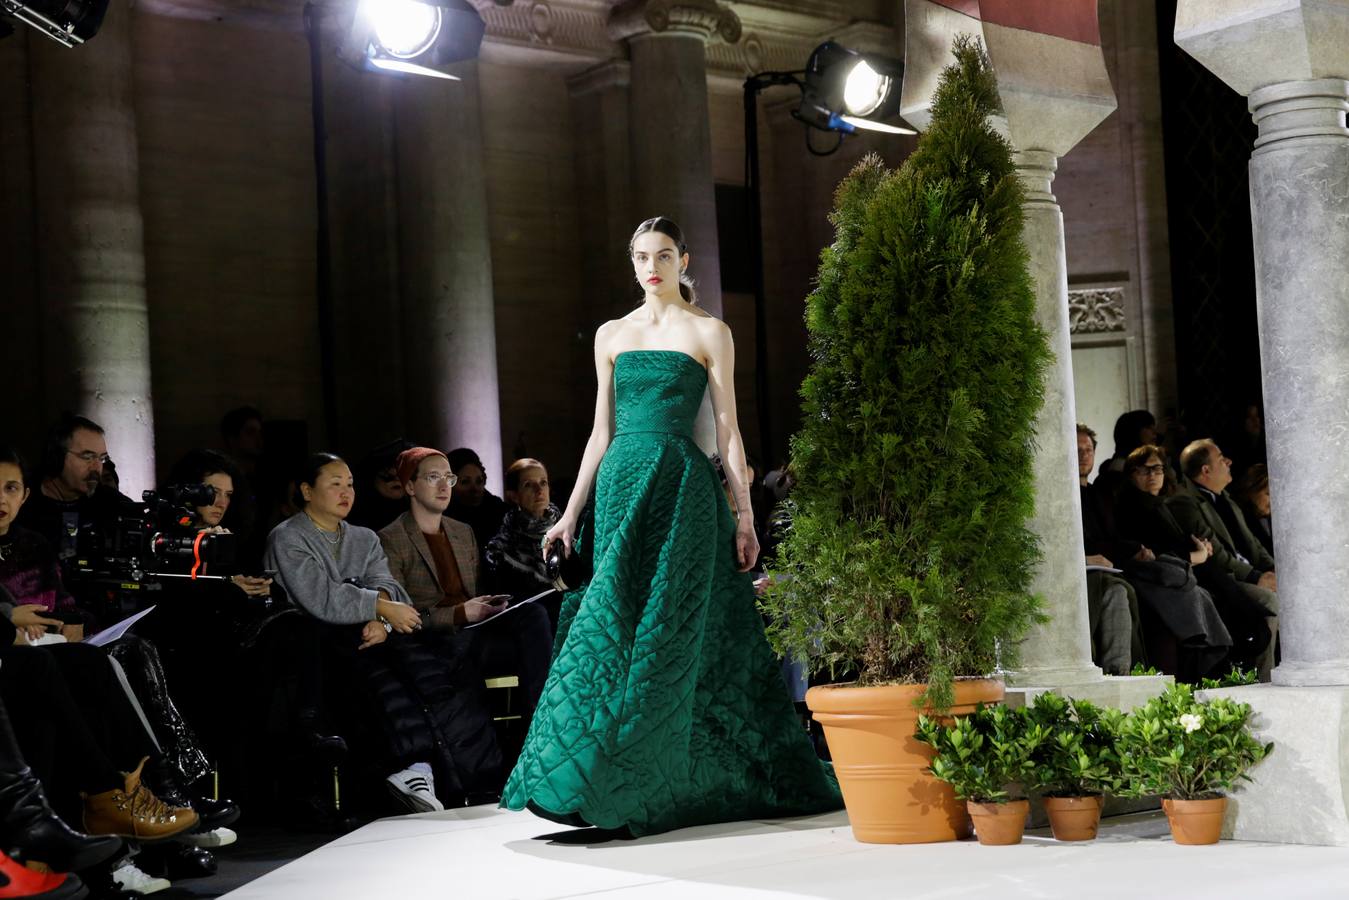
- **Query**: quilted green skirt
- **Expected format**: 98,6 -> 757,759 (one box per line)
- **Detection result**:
501,350 -> 841,836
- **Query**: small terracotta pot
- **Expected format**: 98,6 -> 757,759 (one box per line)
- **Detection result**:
1043,795 -> 1104,841
967,799 -> 1029,846
1162,797 -> 1227,845
807,680 -> 1003,844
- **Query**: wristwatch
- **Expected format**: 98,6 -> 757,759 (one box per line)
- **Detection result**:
378,616 -> 392,634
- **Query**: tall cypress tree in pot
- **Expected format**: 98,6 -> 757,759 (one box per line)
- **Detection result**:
760,36 -> 1050,844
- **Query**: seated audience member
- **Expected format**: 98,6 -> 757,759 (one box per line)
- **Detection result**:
347,440 -> 414,533
382,449 -> 551,718
168,448 -> 274,592
485,458 -> 561,605
445,448 -> 508,554
1114,445 -> 1270,679
1095,409 -> 1158,495
1075,424 -> 1144,674
0,447 -> 240,858
14,414 -> 124,563
1234,463 -> 1275,557
266,453 -> 502,811
1170,439 -> 1279,678
220,406 -> 266,480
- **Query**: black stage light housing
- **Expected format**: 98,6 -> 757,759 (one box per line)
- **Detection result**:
0,0 -> 109,47
336,0 -> 486,80
794,40 -> 912,135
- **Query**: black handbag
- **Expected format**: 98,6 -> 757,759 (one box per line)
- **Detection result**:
545,505 -> 593,591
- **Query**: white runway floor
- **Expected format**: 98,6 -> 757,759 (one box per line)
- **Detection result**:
222,805 -> 1349,899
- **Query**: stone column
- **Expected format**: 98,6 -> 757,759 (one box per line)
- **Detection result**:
904,0 -> 1133,692
568,61 -> 637,323
609,0 -> 740,318
29,0 -> 156,495
1178,0 -> 1349,846
392,62 -> 504,492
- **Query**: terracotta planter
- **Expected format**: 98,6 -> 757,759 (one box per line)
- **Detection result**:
806,679 -> 1004,844
967,799 -> 1029,845
1043,795 -> 1103,841
1162,797 -> 1227,845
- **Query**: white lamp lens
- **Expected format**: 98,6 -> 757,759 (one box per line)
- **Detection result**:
842,60 -> 891,117
366,0 -> 442,60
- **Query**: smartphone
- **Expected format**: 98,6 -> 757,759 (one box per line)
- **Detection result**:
484,594 -> 512,606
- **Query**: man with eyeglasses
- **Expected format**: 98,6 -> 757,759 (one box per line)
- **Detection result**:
15,414 -> 127,564
379,448 -> 551,725
1172,438 -> 1279,678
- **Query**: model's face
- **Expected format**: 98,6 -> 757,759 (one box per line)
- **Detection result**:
196,472 -> 234,527
373,466 -> 405,501
0,463 -> 29,535
303,462 -> 355,521
1076,433 -> 1096,478
508,466 -> 550,519
631,232 -> 688,300
407,455 -> 454,515
61,428 -> 107,497
453,462 -> 487,508
1130,454 -> 1166,497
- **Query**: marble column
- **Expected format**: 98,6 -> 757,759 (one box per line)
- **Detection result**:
609,0 -> 740,318
1178,0 -> 1349,846
29,0 -> 156,495
393,62 -> 504,492
903,0 -> 1129,692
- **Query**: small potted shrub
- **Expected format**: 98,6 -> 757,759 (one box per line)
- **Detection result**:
1024,693 -> 1124,841
1118,683 -> 1273,844
916,704 -> 1041,845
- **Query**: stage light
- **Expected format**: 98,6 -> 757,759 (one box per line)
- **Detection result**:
0,0 -> 108,47
794,41 -> 913,136
336,0 -> 485,80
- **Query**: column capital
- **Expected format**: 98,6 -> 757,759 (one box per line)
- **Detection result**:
1013,148 -> 1058,205
607,0 -> 741,46
1249,78 -> 1349,153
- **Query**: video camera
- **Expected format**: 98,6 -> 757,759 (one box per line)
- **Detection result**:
71,484 -> 237,585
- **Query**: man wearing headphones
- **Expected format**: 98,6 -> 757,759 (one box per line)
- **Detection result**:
15,414 -> 125,564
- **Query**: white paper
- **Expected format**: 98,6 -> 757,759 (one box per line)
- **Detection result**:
1086,565 -> 1123,574
26,632 -> 68,647
463,590 -> 556,630
87,605 -> 157,647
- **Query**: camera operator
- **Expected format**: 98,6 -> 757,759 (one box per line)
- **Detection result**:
14,414 -> 126,566
167,449 -> 272,597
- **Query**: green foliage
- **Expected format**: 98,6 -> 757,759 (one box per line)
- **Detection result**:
760,36 -> 1049,708
1199,666 -> 1259,689
1117,684 -> 1273,800
1023,693 -> 1125,797
915,703 -> 1041,803
1129,663 -> 1161,677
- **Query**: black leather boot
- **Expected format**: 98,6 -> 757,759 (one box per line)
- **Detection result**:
0,698 -> 123,872
143,763 -> 240,832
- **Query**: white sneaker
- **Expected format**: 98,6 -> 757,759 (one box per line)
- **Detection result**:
386,768 -> 444,813
182,826 -> 238,848
112,860 -> 171,895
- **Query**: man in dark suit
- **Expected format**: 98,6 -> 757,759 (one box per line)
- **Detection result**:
1077,424 -> 1144,674
1170,439 -> 1278,678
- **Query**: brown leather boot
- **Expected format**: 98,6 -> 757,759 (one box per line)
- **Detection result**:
82,757 -> 199,841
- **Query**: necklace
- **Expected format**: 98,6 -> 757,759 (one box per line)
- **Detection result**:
305,512 -> 342,544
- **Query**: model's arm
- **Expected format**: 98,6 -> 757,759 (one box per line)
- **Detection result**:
705,320 -> 759,572
544,323 -> 617,554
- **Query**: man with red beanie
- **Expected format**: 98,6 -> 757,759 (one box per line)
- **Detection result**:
379,448 -> 552,729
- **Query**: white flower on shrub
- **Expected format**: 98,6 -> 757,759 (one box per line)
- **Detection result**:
1179,713 -> 1204,734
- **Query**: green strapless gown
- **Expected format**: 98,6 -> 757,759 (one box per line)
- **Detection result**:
501,350 -> 841,836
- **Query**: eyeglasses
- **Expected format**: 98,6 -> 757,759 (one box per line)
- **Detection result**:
419,472 -> 458,487
67,450 -> 111,465
1136,465 -> 1166,476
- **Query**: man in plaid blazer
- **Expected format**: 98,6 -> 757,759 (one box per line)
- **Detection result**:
379,447 -> 552,714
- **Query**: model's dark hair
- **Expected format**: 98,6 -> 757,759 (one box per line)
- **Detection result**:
630,216 -> 698,306
0,446 -> 29,487
296,452 -> 346,507
41,413 -> 104,478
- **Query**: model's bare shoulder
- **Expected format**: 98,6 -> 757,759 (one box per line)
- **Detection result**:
594,319 -> 628,357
